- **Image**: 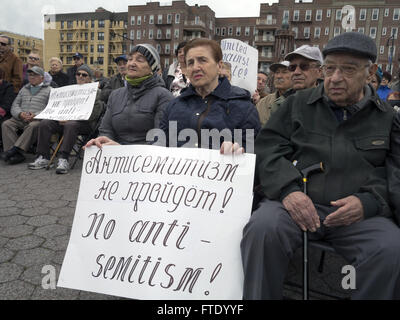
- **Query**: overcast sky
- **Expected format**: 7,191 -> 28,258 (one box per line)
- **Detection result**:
0,0 -> 278,39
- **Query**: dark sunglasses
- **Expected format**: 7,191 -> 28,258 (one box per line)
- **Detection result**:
76,72 -> 89,78
28,56 -> 40,61
288,63 -> 319,72
0,42 -> 8,46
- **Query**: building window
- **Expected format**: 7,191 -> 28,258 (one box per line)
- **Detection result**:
245,26 -> 250,36
392,27 -> 398,39
215,27 -> 220,35
90,45 -> 94,53
336,10 -> 342,21
325,27 -> 329,36
149,15 -> 154,24
359,9 -> 366,20
221,27 -> 226,36
370,27 -> 377,39
91,20 -> 95,28
98,32 -> 104,41
157,29 -> 162,39
316,9 -> 322,21
67,45 -> 72,52
130,30 -> 135,40
67,32 -> 73,41
304,27 -> 310,39
165,44 -> 170,54
314,27 -> 321,38
60,45 -> 64,52
382,27 -> 387,36
380,46 -> 385,54
174,29 -> 179,39
327,9 -> 331,18
156,44 -> 161,53
293,10 -> 299,21
334,27 -> 340,37
305,10 -> 312,21
98,57 -> 104,65
98,20 -> 105,28
385,8 -> 390,17
228,27 -> 233,36
267,14 -> 273,24
283,10 -> 289,21
137,30 -> 141,40
91,32 -> 94,40
372,9 -> 379,20
97,44 -> 104,53
167,14 -> 172,24
60,33 -> 64,41
149,29 -> 153,39
175,14 -> 180,24
137,16 -> 141,25
158,15 -> 163,24
131,16 -> 135,25
61,21 -> 64,29
292,27 -> 298,39
67,21 -> 73,29
236,27 -> 241,36
358,27 -> 364,34
394,9 -> 400,20
165,58 -> 169,69
142,29 -> 146,39
166,29 -> 171,39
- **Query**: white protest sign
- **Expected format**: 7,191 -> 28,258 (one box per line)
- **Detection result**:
58,145 -> 255,300
35,82 -> 98,121
221,38 -> 258,94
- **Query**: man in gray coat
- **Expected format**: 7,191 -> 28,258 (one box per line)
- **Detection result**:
1,66 -> 50,164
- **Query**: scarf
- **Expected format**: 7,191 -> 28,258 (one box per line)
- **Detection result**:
125,74 -> 152,87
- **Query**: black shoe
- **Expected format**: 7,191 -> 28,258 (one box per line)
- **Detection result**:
7,152 -> 26,165
0,149 -> 16,162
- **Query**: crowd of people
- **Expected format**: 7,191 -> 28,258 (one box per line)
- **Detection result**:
1,30 -> 400,299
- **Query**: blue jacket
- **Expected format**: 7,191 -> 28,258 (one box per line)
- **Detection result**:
377,85 -> 393,101
160,77 -> 261,150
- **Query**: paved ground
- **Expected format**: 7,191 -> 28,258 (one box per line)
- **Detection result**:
0,151 -> 350,300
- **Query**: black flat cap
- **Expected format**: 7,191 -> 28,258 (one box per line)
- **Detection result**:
322,32 -> 377,62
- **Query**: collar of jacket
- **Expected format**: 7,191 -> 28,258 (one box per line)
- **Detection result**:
179,77 -> 234,101
307,82 -> 389,113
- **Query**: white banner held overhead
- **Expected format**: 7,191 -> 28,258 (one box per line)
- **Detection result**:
35,82 -> 98,121
58,145 -> 255,300
221,38 -> 258,94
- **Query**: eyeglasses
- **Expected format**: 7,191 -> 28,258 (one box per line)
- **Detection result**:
0,42 -> 8,46
288,63 -> 320,72
76,72 -> 89,78
322,63 -> 370,77
28,56 -> 40,61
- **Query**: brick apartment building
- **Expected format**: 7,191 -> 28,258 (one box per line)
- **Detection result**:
43,0 -> 400,78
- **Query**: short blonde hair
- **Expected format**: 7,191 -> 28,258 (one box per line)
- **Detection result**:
49,57 -> 62,65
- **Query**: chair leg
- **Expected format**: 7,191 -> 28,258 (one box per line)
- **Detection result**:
47,136 -> 64,170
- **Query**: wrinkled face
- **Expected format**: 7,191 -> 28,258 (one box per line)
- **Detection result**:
76,70 -> 91,84
28,72 -> 43,86
186,45 -> 222,90
289,56 -> 322,90
323,53 -> 373,107
28,53 -> 41,67
368,74 -> 379,91
257,73 -> 268,91
50,61 -> 62,73
273,66 -> 292,92
0,36 -> 10,55
117,60 -> 127,75
126,52 -> 152,79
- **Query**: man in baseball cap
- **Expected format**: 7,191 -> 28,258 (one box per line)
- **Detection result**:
256,61 -> 292,125
100,55 -> 128,104
67,52 -> 84,85
285,45 -> 323,91
241,32 -> 400,300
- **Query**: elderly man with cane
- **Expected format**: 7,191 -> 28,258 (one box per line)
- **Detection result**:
241,32 -> 400,300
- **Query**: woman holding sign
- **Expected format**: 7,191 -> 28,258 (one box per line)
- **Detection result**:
159,38 -> 260,152
85,44 -> 173,149
28,65 -> 104,174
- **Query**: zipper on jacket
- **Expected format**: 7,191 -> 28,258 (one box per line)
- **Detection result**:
197,98 -> 213,148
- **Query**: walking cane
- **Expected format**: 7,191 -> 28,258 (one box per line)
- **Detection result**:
300,162 -> 324,300
47,136 -> 64,170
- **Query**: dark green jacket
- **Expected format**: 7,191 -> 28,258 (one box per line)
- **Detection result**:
256,83 -> 396,220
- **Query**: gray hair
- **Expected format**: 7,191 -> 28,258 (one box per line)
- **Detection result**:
49,57 -> 62,65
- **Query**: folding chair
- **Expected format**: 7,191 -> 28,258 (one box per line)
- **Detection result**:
46,102 -> 106,170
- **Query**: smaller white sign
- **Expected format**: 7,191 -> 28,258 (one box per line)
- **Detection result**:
221,38 -> 259,94
35,82 -> 98,121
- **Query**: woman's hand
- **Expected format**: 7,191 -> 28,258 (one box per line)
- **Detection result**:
83,136 -> 120,149
220,141 -> 244,155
